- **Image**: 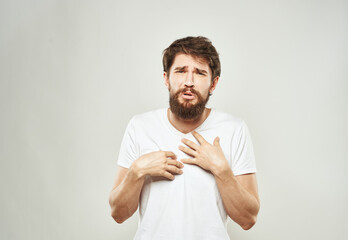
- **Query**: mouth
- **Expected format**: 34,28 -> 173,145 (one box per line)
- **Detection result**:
182,91 -> 195,100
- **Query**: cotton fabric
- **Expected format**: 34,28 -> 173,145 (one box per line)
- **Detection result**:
117,108 -> 257,240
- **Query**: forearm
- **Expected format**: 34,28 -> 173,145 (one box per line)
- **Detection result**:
214,167 -> 260,230
109,167 -> 145,223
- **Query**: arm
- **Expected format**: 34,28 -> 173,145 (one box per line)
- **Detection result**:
179,131 -> 260,230
214,170 -> 260,230
109,151 -> 184,224
108,166 -> 145,224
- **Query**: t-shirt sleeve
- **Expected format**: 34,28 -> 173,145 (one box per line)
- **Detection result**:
231,121 -> 257,176
117,117 -> 138,169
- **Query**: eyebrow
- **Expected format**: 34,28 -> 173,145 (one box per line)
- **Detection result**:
196,68 -> 208,74
174,66 -> 187,71
173,66 -> 208,74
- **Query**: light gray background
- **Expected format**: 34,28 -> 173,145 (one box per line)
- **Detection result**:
1,0 -> 347,239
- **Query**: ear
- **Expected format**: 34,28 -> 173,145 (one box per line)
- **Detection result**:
209,76 -> 219,94
164,72 -> 170,90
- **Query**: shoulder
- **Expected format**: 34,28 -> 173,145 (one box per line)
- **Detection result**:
129,108 -> 165,127
211,109 -> 246,128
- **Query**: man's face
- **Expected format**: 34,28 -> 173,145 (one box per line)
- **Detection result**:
164,53 -> 217,120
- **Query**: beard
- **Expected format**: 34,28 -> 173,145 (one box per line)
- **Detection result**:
169,87 -> 210,120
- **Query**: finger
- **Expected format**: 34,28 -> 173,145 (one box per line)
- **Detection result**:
181,138 -> 199,150
178,145 -> 196,157
167,159 -> 184,168
161,171 -> 175,180
191,131 -> 207,145
166,165 -> 183,175
181,158 -> 198,166
163,151 -> 176,159
213,136 -> 220,146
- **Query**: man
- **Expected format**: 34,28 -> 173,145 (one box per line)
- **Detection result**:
109,36 -> 260,240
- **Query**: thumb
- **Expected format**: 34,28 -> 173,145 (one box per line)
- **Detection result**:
213,136 -> 220,146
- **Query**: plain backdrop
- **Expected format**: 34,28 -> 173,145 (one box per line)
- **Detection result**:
1,0 -> 347,239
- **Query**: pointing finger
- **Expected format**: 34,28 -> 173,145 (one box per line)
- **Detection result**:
191,131 -> 207,145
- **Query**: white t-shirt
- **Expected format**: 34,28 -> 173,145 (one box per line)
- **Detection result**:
117,108 -> 257,240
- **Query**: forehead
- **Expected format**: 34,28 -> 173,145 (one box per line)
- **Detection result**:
171,53 -> 210,72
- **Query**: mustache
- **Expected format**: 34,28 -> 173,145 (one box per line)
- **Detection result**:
172,87 -> 205,100
182,88 -> 197,94
179,88 -> 198,95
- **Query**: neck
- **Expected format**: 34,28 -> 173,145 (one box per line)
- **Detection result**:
167,107 -> 211,134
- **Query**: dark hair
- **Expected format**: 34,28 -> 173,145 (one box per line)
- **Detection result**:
162,36 -> 221,81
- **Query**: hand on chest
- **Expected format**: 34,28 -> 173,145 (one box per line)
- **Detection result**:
139,130 -> 231,176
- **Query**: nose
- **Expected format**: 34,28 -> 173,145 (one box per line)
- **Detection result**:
184,71 -> 194,87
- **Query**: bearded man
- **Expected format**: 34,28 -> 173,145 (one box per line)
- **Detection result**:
109,36 -> 260,240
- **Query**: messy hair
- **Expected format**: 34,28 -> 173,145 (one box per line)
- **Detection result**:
162,36 -> 221,81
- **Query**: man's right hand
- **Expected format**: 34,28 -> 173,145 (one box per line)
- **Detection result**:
130,151 -> 184,180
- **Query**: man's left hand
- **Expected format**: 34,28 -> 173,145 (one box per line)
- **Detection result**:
179,131 -> 230,175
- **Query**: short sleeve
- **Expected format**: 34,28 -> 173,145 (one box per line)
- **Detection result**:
231,121 -> 257,176
117,117 -> 138,168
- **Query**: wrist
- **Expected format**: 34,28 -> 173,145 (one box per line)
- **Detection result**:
212,163 -> 235,183
129,161 -> 146,180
